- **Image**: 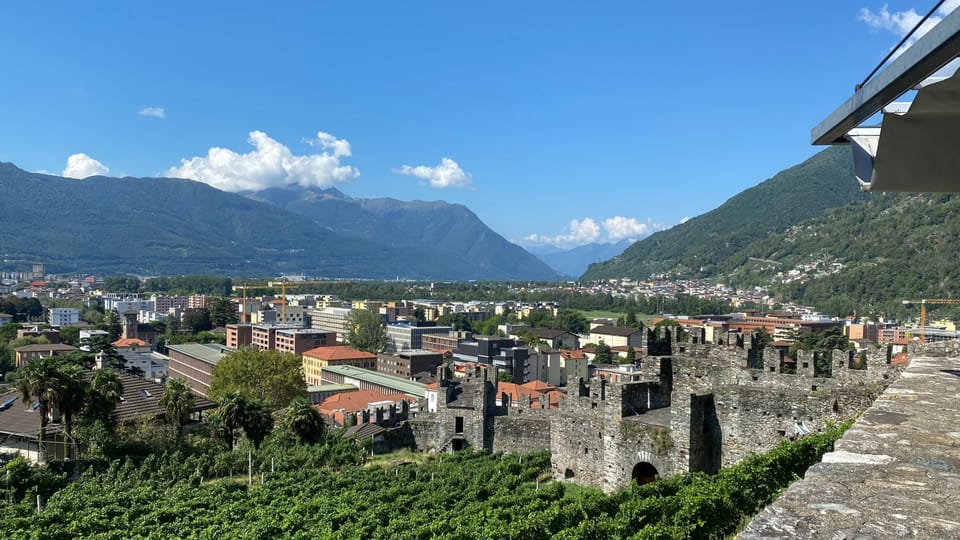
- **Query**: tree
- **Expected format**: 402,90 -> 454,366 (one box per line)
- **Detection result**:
625,310 -> 639,328
98,310 -> 122,341
214,393 -> 246,450
212,393 -> 273,449
413,307 -> 427,323
438,313 -> 472,332
281,396 -> 325,445
87,369 -> 124,420
497,371 -> 514,383
555,311 -> 589,335
208,298 -> 237,327
241,399 -> 274,449
58,326 -> 81,346
15,357 -> 64,462
52,362 -> 89,459
208,348 -> 306,409
594,341 -> 614,364
182,308 -> 212,334
160,378 -> 195,438
346,309 -> 388,354
82,335 -> 124,370
623,346 -> 637,364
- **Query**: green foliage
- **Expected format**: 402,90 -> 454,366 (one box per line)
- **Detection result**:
181,308 -> 212,334
208,348 -> 306,410
57,325 -> 81,346
0,422 -> 849,539
208,298 -> 237,327
102,275 -> 142,294
346,309 -> 387,354
790,327 -> 852,378
0,297 -> 43,322
437,312 -> 473,331
143,276 -> 233,296
497,371 -> 514,383
594,341 -> 614,364
160,379 -> 196,437
281,396 -> 325,445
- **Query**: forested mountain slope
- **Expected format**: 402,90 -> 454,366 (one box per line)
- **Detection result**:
581,146 -> 863,282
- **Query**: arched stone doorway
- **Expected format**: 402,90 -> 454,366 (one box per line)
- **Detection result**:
564,468 -> 575,480
631,462 -> 658,485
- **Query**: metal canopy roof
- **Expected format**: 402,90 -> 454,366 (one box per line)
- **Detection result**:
813,6 -> 960,145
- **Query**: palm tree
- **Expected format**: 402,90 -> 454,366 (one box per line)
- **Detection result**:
87,369 -> 124,422
160,378 -> 195,438
215,392 -> 247,450
53,362 -> 89,459
282,396 -> 325,445
241,399 -> 274,449
15,357 -> 65,463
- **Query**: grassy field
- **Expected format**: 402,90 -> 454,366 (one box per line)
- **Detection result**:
575,310 -> 626,321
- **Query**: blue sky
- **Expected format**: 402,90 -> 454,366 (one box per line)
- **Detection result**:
0,1 -> 949,248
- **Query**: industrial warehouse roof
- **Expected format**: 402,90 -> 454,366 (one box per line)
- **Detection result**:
321,365 -> 427,398
166,343 -> 228,366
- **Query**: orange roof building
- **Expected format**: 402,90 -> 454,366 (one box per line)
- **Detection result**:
317,389 -> 413,426
302,345 -> 377,385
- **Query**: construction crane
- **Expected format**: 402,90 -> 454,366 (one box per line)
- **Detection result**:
901,298 -> 960,342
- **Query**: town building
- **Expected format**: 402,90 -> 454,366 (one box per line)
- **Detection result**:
377,350 -> 444,379
275,328 -> 335,355
111,338 -> 169,381
302,346 -> 378,385
309,307 -> 353,340
319,364 -> 427,399
14,343 -> 77,367
47,307 -> 80,327
166,343 -> 228,398
385,322 -> 453,353
225,323 -> 253,349
589,325 -> 644,349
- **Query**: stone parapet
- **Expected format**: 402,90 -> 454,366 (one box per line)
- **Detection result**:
741,348 -> 960,539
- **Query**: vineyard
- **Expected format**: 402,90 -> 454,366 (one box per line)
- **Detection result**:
0,422 -> 848,539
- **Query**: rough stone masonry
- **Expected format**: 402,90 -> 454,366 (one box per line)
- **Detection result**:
741,342 -> 960,539
407,327 -> 903,493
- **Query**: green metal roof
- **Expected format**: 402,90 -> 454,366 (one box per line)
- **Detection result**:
321,365 -> 427,398
167,343 -> 227,366
307,384 -> 356,393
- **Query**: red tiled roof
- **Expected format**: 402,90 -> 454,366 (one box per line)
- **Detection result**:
520,380 -> 557,392
318,389 -> 414,425
113,338 -> 148,348
560,350 -> 588,360
303,345 -> 377,361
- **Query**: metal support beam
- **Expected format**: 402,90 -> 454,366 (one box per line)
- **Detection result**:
812,7 -> 960,145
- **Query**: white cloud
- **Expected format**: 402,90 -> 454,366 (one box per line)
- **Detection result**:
138,106 -> 166,118
165,130 -> 359,192
394,157 -> 472,188
522,218 -> 602,248
522,216 -> 673,248
603,216 -> 655,242
62,153 -> 110,179
680,216 -> 691,224
859,2 -> 960,57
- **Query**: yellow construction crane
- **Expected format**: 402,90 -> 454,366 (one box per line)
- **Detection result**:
901,298 -> 960,342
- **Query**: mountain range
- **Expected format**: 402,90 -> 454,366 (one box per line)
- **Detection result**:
526,240 -> 633,278
0,163 -> 561,280
581,145 -> 960,316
